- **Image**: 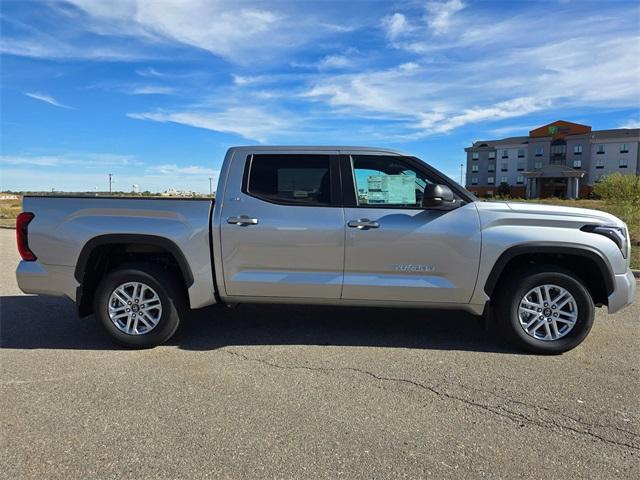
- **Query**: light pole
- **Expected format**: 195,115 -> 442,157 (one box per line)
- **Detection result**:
209,177 -> 213,196
108,173 -> 113,193
460,163 -> 464,185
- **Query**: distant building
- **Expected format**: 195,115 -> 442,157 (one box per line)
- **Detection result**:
161,187 -> 195,197
465,120 -> 640,198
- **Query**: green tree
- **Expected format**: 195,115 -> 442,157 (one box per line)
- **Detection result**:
497,182 -> 511,197
593,173 -> 640,204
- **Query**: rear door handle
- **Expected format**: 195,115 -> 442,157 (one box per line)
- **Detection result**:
347,219 -> 379,229
227,215 -> 259,226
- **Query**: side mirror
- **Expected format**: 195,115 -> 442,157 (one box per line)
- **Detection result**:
422,184 -> 456,209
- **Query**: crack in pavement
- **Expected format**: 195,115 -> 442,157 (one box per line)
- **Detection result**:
221,349 -> 640,452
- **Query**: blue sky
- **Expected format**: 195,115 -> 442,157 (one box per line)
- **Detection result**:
1,0 -> 639,193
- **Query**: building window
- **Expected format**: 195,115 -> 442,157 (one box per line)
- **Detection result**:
517,162 -> 525,171
517,175 -> 524,184
472,152 -> 479,160
488,163 -> 495,172
620,144 -> 628,153
472,164 -> 479,173
596,158 -> 604,169
501,149 -> 509,159
488,151 -> 496,159
597,144 -> 605,154
517,149 -> 525,158
619,158 -> 628,168
500,176 -> 508,183
535,147 -> 543,157
487,176 -> 495,185
534,160 -> 542,169
501,162 -> 508,171
573,160 -> 582,168
574,144 -> 582,155
471,177 -> 478,185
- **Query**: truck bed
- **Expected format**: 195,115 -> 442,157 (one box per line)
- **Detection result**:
19,195 -> 217,309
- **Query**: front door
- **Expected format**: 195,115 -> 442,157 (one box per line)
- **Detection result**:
341,154 -> 481,304
220,152 -> 345,299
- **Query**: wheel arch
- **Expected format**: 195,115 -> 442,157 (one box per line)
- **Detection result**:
484,243 -> 615,307
75,234 -> 194,317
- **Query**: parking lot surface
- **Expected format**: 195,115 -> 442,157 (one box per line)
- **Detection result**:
1,229 -> 639,479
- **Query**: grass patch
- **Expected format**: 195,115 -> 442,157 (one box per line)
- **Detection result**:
0,198 -> 22,228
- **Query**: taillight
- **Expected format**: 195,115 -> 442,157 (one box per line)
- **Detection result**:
16,212 -> 36,261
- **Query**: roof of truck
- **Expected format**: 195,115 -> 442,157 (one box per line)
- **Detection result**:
228,146 -> 409,155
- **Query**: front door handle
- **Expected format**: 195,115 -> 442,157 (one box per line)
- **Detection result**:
347,219 -> 379,229
227,215 -> 259,226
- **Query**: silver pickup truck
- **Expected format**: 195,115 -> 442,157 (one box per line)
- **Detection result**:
16,146 -> 636,353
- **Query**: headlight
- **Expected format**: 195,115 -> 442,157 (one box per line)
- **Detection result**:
581,224 -> 629,259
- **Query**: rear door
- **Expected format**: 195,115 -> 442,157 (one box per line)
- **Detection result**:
220,151 -> 345,299
341,153 -> 481,304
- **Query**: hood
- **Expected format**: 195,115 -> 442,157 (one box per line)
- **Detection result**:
506,202 -> 624,226
476,201 -> 624,227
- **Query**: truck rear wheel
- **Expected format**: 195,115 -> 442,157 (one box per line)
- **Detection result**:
495,265 -> 594,354
94,264 -> 184,348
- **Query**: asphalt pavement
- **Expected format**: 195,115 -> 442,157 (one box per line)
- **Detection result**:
1,229 -> 638,479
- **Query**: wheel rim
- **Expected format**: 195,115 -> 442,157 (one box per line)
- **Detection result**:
108,282 -> 163,335
517,284 -> 578,341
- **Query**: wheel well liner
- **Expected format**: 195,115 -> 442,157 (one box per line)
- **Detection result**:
74,234 -> 194,316
484,243 -> 615,302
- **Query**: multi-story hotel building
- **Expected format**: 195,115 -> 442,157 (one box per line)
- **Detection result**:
464,120 -> 640,198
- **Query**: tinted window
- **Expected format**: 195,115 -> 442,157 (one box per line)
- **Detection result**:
351,156 -> 433,207
247,154 -> 331,205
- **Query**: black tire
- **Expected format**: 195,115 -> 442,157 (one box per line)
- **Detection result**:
495,265 -> 595,354
94,263 -> 184,348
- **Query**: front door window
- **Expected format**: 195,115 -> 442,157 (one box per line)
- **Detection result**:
351,155 -> 433,208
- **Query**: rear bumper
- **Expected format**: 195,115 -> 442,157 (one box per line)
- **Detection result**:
16,260 -> 78,301
607,269 -> 636,314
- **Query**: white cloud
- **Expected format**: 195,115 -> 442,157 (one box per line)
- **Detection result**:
148,164 -> 218,176
1,153 -> 139,168
426,97 -> 544,133
425,0 -> 465,35
24,92 -> 72,109
60,0 -> 312,64
382,13 -> 411,40
129,85 -> 175,95
618,119 -> 640,129
303,4 -> 640,137
127,107 -> 291,142
0,153 -> 218,193
317,54 -> 353,70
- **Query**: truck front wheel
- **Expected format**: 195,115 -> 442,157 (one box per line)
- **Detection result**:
495,266 -> 595,354
94,264 -> 184,348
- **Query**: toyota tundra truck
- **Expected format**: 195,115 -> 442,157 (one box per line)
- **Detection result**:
15,146 -> 636,353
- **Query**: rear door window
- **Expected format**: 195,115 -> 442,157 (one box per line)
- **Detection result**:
246,154 -> 333,205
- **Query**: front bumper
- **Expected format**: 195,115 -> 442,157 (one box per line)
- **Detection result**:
607,269 -> 637,314
16,260 -> 79,301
